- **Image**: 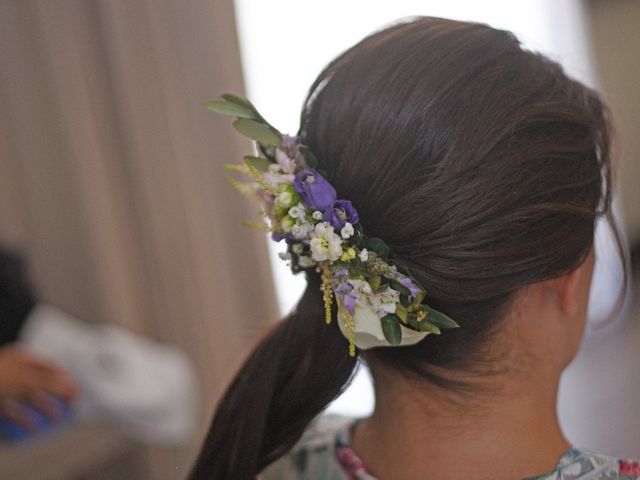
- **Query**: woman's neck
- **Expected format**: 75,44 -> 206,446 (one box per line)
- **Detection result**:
351,364 -> 571,480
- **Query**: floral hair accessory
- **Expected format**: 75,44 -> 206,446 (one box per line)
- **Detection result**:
204,94 -> 459,356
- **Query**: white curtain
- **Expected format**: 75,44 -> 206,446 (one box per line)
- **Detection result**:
0,1 -> 279,477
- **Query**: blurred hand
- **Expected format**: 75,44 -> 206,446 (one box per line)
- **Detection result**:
0,345 -> 79,431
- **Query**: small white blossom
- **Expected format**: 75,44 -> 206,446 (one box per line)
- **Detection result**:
312,210 -> 323,220
347,279 -> 373,299
278,251 -> 292,261
291,222 -> 314,240
340,222 -> 354,239
342,279 -> 374,311
358,248 -> 369,262
263,164 -> 294,188
288,204 -> 307,220
369,286 -> 400,317
297,255 -> 316,268
291,243 -> 304,255
309,222 -> 344,262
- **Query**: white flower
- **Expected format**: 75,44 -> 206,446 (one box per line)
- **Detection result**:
278,251 -> 292,261
291,243 -> 304,255
280,216 -> 295,232
263,164 -> 294,188
369,286 -> 400,317
309,222 -> 344,262
288,204 -> 307,220
346,279 -> 372,305
291,222 -> 314,240
336,302 -> 429,350
298,255 -> 315,268
340,222 -> 354,239
312,210 -> 323,220
275,191 -> 294,208
358,248 -> 369,262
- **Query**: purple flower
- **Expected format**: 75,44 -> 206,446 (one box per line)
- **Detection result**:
293,169 -> 336,211
399,277 -> 421,299
334,267 -> 349,278
271,231 -> 286,242
323,199 -> 359,230
334,282 -> 357,315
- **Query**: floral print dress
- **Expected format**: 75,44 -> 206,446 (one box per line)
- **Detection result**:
260,415 -> 640,480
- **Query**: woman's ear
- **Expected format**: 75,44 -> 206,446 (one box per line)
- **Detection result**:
547,249 -> 595,319
555,267 -> 583,319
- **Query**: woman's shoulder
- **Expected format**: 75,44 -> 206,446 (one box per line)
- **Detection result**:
530,447 -> 640,480
259,414 -> 356,480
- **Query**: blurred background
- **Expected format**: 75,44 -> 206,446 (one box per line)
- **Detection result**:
0,1 -> 638,479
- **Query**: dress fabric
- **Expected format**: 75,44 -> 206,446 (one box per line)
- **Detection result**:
260,415 -> 640,480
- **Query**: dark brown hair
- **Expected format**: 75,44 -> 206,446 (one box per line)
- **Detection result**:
190,17 -> 623,479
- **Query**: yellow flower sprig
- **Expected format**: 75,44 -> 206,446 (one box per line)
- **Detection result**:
320,264 -> 334,325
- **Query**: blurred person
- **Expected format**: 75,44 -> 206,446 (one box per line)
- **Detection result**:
0,248 -> 198,445
0,249 -> 78,440
0,345 -> 78,438
191,17 -> 639,480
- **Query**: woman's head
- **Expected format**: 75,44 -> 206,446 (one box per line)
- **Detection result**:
190,17 -> 621,479
299,16 -> 616,388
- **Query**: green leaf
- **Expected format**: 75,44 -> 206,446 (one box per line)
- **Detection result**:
364,237 -> 390,259
243,155 -> 272,172
409,289 -> 426,311
303,147 -> 319,168
369,275 -> 381,291
233,118 -> 282,147
417,321 -> 441,334
224,94 -> 277,127
351,224 -> 364,246
221,93 -> 252,107
258,144 -> 276,162
381,314 -> 402,346
223,163 -> 249,174
423,305 -> 459,329
217,93 -> 283,135
392,259 -> 412,276
395,304 -> 408,324
202,99 -> 255,118
400,294 -> 410,307
388,278 -> 411,297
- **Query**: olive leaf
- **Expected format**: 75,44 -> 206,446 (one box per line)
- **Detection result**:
224,94 -> 281,131
368,275 -> 381,291
395,304 -> 408,324
243,155 -> 272,172
422,305 -> 459,329
391,259 -> 412,276
364,237 -> 390,259
388,278 -> 411,297
409,289 -> 426,311
233,119 -> 282,147
351,224 -> 364,246
381,314 -> 402,345
202,99 -> 256,119
301,146 -> 319,168
258,143 -> 276,162
221,93 -> 253,108
416,321 -> 441,334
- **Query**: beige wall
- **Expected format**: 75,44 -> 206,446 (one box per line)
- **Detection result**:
587,0 -> 640,245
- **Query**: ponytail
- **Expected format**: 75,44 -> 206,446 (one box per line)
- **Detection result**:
189,272 -> 358,479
